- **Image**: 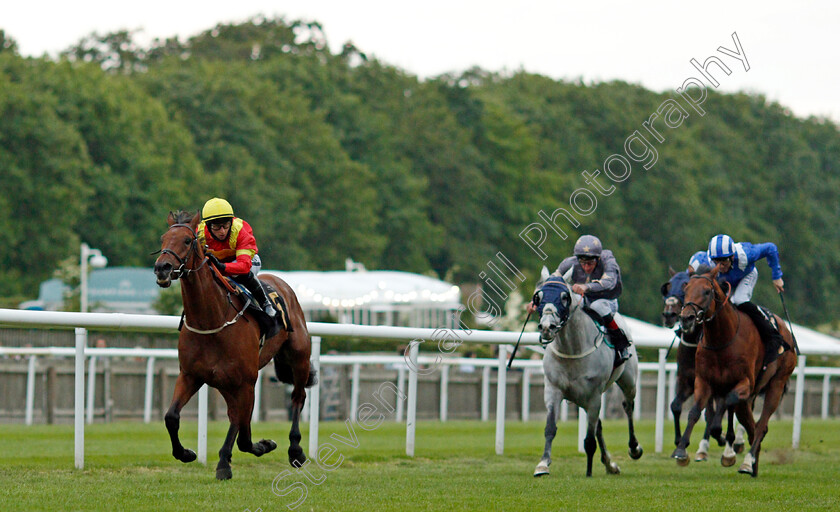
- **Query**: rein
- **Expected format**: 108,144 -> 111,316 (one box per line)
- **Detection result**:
151,223 -> 208,280
681,275 -> 730,324
155,223 -> 246,334
543,296 -> 606,360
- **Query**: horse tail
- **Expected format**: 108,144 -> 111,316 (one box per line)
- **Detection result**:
306,369 -> 319,388
271,353 -> 319,388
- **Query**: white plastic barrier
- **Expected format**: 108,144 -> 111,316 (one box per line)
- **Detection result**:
2,307 -> 840,467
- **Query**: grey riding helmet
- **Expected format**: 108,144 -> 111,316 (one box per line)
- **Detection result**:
573,235 -> 602,258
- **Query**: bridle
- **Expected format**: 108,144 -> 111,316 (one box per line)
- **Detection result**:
681,274 -> 740,351
680,274 -> 730,324
152,223 -> 207,280
153,223 -> 250,335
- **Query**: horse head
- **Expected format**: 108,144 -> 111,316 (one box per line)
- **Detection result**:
154,210 -> 203,288
661,268 -> 690,328
535,276 -> 573,344
679,266 -> 730,335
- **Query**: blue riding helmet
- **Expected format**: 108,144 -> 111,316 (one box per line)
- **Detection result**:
535,276 -> 572,324
708,234 -> 735,259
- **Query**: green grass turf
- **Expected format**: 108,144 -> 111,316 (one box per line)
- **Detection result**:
1,419 -> 839,511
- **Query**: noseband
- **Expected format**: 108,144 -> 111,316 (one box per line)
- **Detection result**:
153,223 -> 206,279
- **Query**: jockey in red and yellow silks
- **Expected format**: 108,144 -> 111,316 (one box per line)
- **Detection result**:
197,216 -> 258,276
198,198 -> 277,319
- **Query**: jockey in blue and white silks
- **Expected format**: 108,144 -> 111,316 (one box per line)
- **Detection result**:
692,234 -> 788,369
687,250 -> 712,275
689,235 -> 783,306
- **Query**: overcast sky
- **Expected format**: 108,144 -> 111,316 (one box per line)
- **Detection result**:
2,1 -> 839,122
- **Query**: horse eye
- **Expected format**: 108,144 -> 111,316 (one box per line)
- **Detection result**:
184,237 -> 192,245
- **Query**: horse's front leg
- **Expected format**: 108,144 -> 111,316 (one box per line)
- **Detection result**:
534,384 -> 562,477
582,398 -> 611,477
672,379 -> 711,466
165,373 -> 202,463
696,405 -> 714,462
720,405 -> 738,467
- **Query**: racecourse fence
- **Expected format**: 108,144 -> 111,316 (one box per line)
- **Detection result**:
1,308 -> 840,469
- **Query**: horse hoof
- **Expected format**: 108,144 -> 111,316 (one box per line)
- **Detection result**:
179,449 -> 197,463
260,439 -> 278,455
216,467 -> 233,480
534,464 -> 550,477
289,446 -> 306,467
694,452 -> 708,462
606,462 -> 620,475
738,453 -> 756,476
721,455 -> 737,467
676,457 -> 689,467
733,442 -> 745,454
629,446 -> 643,460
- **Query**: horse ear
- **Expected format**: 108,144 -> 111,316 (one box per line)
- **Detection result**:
660,282 -> 671,296
189,211 -> 201,230
668,266 -> 677,277
167,211 -> 177,226
709,265 -> 720,278
535,266 -> 550,289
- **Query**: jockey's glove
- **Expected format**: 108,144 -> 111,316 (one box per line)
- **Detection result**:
207,254 -> 226,272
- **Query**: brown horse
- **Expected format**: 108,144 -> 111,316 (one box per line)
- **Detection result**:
661,267 -> 744,464
671,267 -> 796,476
153,211 -> 316,480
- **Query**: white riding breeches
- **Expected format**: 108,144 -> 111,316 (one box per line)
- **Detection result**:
730,267 -> 758,305
586,298 -> 619,318
250,254 -> 262,276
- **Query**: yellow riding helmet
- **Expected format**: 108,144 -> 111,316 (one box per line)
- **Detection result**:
202,198 -> 235,222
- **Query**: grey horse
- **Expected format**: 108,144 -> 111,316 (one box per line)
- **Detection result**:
533,270 -> 643,477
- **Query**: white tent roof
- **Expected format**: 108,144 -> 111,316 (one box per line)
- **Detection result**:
263,270 -> 461,310
623,316 -> 840,356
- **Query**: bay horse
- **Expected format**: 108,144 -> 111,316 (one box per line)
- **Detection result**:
661,267 -> 744,465
153,211 -> 316,480
533,269 -> 643,478
671,267 -> 796,476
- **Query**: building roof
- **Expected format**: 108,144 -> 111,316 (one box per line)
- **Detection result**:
24,267 -> 461,314
264,270 -> 461,311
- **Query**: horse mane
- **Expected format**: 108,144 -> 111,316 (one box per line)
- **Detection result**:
171,210 -> 197,224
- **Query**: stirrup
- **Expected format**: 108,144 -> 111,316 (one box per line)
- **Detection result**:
614,347 -> 630,367
262,302 -> 277,318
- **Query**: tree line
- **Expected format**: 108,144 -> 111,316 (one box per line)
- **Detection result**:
1,18 -> 838,327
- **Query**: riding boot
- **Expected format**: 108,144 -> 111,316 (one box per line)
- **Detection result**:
240,273 -> 277,318
601,314 -> 630,367
736,302 -> 786,370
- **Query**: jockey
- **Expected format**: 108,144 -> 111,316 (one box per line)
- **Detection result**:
531,234 -> 631,366
703,234 -> 787,369
198,198 -> 277,319
687,250 -> 711,274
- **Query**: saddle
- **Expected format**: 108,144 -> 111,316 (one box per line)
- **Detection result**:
752,304 -> 791,368
228,279 -> 291,340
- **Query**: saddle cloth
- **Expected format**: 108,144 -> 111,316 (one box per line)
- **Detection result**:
228,279 -> 290,337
